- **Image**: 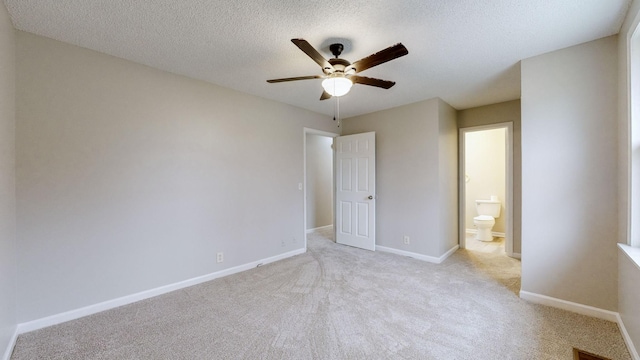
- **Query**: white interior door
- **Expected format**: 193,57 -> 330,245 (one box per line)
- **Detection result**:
335,132 -> 376,251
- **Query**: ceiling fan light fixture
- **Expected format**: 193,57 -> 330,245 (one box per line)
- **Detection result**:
267,39 -> 408,100
322,77 -> 353,97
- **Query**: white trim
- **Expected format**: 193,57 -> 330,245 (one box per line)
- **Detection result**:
519,290 -> 638,359
519,290 -> 618,322
627,6 -> 640,248
16,248 -> 305,334
619,243 -> 640,271
518,290 -> 638,359
511,252 -> 521,259
617,312 -> 640,360
465,228 -> 505,238
2,327 -> 18,360
376,245 -> 459,264
618,246 -> 640,359
306,224 -> 333,234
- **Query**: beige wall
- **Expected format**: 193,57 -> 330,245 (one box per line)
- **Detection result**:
458,100 -> 521,254
341,98 -> 457,258
521,36 -> 618,311
6,8 -> 636,358
619,247 -> 640,356
438,100 -> 459,254
618,0 -> 640,355
305,134 -> 333,230
464,129 -> 506,233
0,1 -> 16,356
15,32 -> 338,322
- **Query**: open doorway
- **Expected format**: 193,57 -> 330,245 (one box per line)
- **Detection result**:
303,128 -> 338,249
459,123 -> 515,257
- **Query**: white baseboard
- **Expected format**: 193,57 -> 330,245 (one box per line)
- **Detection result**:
2,327 -> 18,360
519,292 -> 639,359
465,228 -> 505,238
16,248 -> 306,334
376,244 -> 459,264
511,252 -> 521,259
617,245 -> 640,360
617,313 -> 640,360
305,224 -> 333,234
519,290 -> 618,322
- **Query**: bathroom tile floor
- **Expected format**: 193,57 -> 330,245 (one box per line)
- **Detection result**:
465,233 -> 505,255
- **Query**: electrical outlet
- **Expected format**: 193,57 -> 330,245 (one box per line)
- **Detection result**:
403,236 -> 410,245
292,237 -> 297,243
216,252 -> 224,263
281,239 -> 286,247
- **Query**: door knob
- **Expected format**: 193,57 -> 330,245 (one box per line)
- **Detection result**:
368,195 -> 374,200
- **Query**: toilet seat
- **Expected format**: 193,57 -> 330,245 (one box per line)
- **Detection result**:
474,215 -> 494,222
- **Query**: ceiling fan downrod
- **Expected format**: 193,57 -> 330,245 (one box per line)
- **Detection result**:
329,43 -> 344,58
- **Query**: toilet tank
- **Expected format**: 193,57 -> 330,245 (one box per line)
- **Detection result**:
476,199 -> 501,218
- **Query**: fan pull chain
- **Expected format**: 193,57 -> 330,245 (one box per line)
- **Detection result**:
335,96 -> 340,128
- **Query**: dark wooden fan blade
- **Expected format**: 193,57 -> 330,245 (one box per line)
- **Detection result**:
291,39 -> 335,73
349,75 -> 396,89
348,43 -> 408,73
320,90 -> 332,100
267,75 -> 323,83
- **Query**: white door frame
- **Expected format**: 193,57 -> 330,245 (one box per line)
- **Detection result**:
459,122 -> 515,257
303,127 -> 339,251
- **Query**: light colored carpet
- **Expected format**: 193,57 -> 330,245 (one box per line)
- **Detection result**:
11,228 -> 631,359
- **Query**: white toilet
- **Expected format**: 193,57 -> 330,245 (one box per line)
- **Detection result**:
474,196 -> 501,241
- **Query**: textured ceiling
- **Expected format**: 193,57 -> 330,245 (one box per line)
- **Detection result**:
3,0 -> 631,118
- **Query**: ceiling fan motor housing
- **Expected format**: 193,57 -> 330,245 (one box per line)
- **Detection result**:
325,58 -> 351,75
329,43 -> 344,57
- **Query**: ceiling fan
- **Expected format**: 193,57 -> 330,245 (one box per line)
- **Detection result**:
267,39 -> 408,100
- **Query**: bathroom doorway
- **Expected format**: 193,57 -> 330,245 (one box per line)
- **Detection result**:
459,123 -> 514,257
303,128 -> 338,249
